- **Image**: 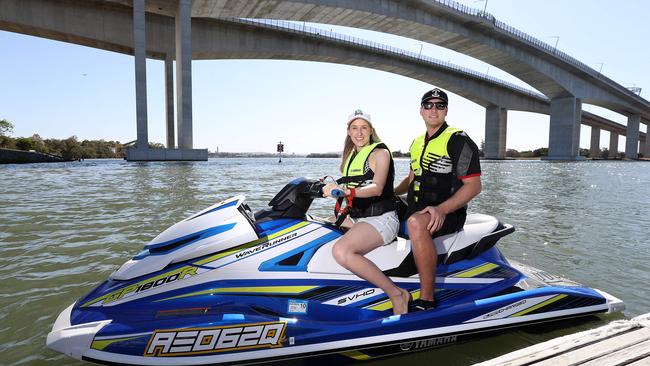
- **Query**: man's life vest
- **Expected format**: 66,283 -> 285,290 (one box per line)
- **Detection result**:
408,125 -> 464,214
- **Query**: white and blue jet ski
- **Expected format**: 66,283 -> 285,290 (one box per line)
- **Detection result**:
47,178 -> 625,365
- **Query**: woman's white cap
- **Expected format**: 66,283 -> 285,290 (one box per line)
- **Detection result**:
347,109 -> 371,125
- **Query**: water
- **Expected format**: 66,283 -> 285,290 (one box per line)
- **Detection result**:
1,158 -> 649,365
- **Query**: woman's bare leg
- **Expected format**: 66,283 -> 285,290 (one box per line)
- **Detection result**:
332,223 -> 410,315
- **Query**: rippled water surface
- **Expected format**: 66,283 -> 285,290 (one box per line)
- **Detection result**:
1,158 -> 649,365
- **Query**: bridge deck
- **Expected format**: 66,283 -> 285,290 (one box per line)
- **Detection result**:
475,312 -> 650,366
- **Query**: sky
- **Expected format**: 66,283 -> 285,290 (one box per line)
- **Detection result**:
1,0 -> 649,154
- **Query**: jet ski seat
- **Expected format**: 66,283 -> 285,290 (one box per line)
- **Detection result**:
308,213 -> 513,276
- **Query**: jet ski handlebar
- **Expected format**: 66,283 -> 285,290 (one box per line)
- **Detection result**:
301,180 -> 327,198
257,178 -> 346,221
300,179 -> 346,198
255,178 -> 325,221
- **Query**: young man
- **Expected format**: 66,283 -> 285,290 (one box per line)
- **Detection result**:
395,88 -> 482,311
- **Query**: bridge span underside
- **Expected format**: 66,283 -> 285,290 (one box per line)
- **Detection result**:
185,0 -> 650,159
0,0 -> 647,159
194,18 -> 646,159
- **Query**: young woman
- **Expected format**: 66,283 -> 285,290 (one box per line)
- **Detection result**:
323,109 -> 410,315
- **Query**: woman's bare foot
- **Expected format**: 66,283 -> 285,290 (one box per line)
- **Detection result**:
390,288 -> 411,315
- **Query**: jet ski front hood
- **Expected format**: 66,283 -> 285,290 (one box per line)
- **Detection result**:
111,195 -> 258,280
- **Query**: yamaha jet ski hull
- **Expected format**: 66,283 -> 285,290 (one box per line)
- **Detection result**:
46,178 -> 624,365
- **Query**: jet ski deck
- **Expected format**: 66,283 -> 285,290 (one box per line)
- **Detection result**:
46,178 -> 624,365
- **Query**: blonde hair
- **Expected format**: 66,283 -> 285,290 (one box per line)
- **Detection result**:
340,118 -> 381,173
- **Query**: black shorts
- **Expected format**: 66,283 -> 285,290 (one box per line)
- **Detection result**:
398,210 -> 466,239
432,211 -> 466,238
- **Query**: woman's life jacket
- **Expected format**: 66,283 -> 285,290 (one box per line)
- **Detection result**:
336,142 -> 396,218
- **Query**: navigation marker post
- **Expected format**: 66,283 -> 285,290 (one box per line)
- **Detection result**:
277,141 -> 284,163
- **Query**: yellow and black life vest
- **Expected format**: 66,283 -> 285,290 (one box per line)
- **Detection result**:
336,142 -> 396,218
408,125 -> 464,212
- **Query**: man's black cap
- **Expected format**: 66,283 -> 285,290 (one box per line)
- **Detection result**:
421,88 -> 448,104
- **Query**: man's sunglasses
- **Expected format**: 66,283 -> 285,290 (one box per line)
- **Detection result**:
421,101 -> 447,110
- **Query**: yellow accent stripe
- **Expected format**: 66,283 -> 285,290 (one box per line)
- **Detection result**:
452,263 -> 499,278
194,221 -> 310,265
412,289 -> 421,301
81,266 -> 198,307
367,299 -> 393,311
511,294 -> 568,317
156,286 -> 319,302
91,336 -> 140,350
341,350 -> 371,360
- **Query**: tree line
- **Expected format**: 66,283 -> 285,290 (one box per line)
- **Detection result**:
479,140 -> 625,159
1,119 -> 129,160
1,119 -> 627,160
503,147 -> 624,159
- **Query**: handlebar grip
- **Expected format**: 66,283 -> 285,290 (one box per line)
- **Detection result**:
331,189 -> 346,198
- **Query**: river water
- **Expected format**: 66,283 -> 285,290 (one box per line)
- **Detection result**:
1,158 -> 648,365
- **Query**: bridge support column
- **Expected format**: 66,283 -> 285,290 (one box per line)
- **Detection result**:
609,132 -> 619,158
590,127 -> 600,159
484,106 -> 507,159
547,96 -> 582,160
127,0 -> 206,161
165,53 -> 175,148
625,114 -> 640,159
644,121 -> 650,158
176,0 -> 193,150
133,0 -> 148,150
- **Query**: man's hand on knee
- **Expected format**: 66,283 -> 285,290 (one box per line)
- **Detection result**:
418,206 -> 446,234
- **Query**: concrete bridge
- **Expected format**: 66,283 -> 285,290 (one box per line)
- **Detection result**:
1,0 -> 647,160
184,0 -> 650,160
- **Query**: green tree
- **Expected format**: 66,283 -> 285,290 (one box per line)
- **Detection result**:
533,147 -> 548,157
148,142 -> 165,149
0,136 -> 15,149
0,119 -> 14,136
81,139 -> 118,158
15,137 -> 35,151
506,148 -> 520,158
44,138 -> 65,156
30,134 -> 48,153
61,136 -> 83,160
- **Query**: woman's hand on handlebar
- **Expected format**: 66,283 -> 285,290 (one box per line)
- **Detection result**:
322,182 -> 337,197
323,183 -> 348,198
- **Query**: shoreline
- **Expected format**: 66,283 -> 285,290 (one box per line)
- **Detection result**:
0,148 -> 70,164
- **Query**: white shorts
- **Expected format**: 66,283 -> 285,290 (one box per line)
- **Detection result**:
350,210 -> 399,245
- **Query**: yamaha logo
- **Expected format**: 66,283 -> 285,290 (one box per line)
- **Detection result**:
398,335 -> 457,352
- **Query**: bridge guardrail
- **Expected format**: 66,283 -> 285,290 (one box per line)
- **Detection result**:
435,0 -> 648,104
230,17 -> 547,101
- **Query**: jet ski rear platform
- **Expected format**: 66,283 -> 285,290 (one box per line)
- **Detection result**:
46,178 -> 624,365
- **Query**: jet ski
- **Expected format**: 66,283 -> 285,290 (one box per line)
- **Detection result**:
46,177 -> 625,365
